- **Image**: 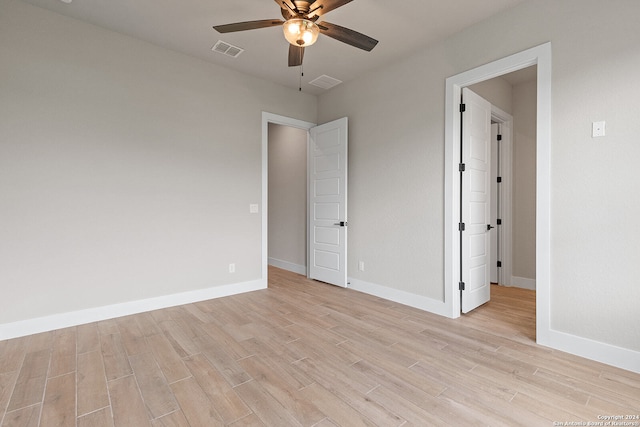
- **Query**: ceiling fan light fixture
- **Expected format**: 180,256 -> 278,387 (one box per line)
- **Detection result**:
283,18 -> 319,47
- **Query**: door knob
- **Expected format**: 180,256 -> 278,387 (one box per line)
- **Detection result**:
487,224 -> 495,231
334,221 -> 348,227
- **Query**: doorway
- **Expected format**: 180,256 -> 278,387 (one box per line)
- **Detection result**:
267,123 -> 308,276
443,43 -> 552,347
261,113 -> 315,285
261,113 -> 350,288
469,66 -> 537,291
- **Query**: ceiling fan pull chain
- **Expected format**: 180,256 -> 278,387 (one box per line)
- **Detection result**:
299,65 -> 304,91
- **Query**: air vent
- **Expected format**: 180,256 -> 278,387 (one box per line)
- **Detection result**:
211,40 -> 244,58
309,75 -> 343,90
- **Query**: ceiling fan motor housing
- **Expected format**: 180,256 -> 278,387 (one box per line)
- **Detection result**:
293,1 -> 315,15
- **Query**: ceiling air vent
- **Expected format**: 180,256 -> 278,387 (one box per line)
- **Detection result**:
212,40 -> 244,58
309,75 -> 343,90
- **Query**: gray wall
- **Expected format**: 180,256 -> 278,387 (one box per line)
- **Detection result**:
317,0 -> 640,351
512,80 -> 537,281
267,123 -> 307,271
469,77 -> 513,115
0,0 -> 316,324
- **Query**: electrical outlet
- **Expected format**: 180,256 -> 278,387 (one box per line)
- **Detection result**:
249,204 -> 259,213
592,121 -> 606,137
358,261 -> 365,272
229,263 -> 235,273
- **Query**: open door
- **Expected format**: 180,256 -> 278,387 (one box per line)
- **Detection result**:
461,88 -> 492,313
308,117 -> 348,287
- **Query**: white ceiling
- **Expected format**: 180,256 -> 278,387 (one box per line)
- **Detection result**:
20,0 -> 528,95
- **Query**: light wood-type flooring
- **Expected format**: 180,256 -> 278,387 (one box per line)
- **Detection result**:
1,266 -> 639,426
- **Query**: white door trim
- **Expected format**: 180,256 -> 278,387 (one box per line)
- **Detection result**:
261,112 -> 316,284
444,43 -> 552,345
490,106 -> 513,287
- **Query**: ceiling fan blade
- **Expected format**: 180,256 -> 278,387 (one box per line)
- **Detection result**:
317,21 -> 378,51
213,19 -> 284,33
288,45 -> 305,67
309,0 -> 354,17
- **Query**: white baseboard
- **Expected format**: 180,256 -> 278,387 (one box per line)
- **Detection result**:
268,258 -> 306,275
539,329 -> 640,374
348,277 -> 450,318
0,278 -> 266,341
511,276 -> 536,290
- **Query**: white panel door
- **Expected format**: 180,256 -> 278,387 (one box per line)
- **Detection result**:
308,117 -> 348,287
461,88 -> 492,313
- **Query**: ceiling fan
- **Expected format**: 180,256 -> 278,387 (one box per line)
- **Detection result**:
213,0 -> 378,67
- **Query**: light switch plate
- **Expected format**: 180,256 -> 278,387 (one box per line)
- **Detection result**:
249,204 -> 259,213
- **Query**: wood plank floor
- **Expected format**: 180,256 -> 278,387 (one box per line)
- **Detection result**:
1,266 -> 638,426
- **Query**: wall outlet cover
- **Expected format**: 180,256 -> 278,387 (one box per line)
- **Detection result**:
592,121 -> 606,137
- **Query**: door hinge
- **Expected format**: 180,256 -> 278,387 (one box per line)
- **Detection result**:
459,281 -> 466,291
497,218 -> 502,225
497,134 -> 502,141
497,261 -> 502,268
459,163 -> 466,172
458,223 -> 465,232
459,103 -> 466,113
497,176 -> 502,183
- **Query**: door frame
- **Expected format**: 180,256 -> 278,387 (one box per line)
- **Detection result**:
490,106 -> 513,288
444,43 -> 552,345
261,112 -> 316,284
